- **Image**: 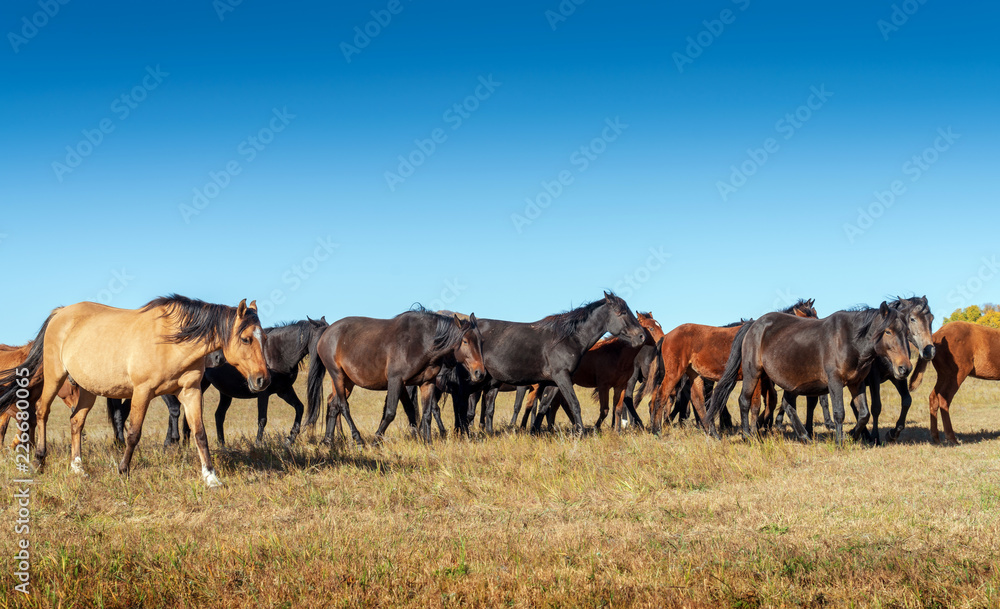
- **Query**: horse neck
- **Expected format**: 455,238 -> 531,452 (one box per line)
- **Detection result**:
850,312 -> 884,365
268,326 -> 308,372
641,323 -> 663,342
570,304 -> 613,352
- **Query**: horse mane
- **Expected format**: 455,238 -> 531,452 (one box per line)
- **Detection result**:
400,305 -> 470,351
143,294 -> 258,345
535,293 -> 626,341
722,320 -> 748,328
777,299 -> 813,315
850,305 -> 897,340
889,295 -> 930,315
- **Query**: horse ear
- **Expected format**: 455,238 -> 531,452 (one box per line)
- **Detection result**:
604,291 -> 612,299
879,301 -> 891,317
469,313 -> 479,326
321,316 -> 327,323
248,300 -> 258,312
237,299 -> 247,317
453,314 -> 464,328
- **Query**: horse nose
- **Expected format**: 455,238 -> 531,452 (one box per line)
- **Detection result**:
252,374 -> 271,392
897,364 -> 912,379
923,345 -> 936,360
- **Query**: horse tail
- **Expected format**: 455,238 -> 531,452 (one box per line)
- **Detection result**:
909,356 -> 930,392
705,320 -> 754,426
0,312 -> 55,414
305,345 -> 327,428
642,337 -> 665,402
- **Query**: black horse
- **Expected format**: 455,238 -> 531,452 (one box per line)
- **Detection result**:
705,303 -> 912,447
108,318 -> 329,446
467,292 -> 646,435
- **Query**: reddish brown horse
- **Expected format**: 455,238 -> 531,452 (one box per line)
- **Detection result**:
306,309 -> 486,445
645,299 -> 818,434
0,342 -> 79,447
909,321 -> 1000,444
0,296 -> 270,487
513,311 -> 666,432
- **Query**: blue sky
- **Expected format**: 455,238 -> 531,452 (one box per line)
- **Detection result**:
1,0 -> 997,341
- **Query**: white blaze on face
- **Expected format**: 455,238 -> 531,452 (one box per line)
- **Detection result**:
253,327 -> 263,349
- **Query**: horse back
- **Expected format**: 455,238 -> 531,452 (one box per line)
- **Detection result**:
938,322 -> 1000,381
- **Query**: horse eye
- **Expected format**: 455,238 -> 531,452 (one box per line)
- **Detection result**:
241,336 -> 251,345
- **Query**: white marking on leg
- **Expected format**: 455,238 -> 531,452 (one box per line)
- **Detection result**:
70,456 -> 88,476
202,465 -> 222,488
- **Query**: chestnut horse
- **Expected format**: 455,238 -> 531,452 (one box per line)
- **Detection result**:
0,342 -> 79,447
706,303 -> 912,447
646,299 -> 818,434
0,295 -> 269,487
306,309 -> 486,445
909,321 -> 1000,444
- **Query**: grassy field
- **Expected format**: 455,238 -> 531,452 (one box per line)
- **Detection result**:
2,365 -> 999,608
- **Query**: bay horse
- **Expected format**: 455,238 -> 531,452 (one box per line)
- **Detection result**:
0,342 -> 79,447
705,303 -> 912,447
109,317 -> 330,446
465,292 -> 646,435
306,309 -> 485,445
512,311 -> 665,433
645,299 -> 819,434
909,321 -> 1000,444
0,295 -> 270,487
799,296 -> 935,443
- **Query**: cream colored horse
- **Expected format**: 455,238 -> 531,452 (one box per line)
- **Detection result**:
0,295 -> 269,487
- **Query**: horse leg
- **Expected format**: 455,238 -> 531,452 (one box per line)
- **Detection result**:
622,373 -> 644,431
820,393 -> 835,430
34,364 -> 69,471
781,392 -> 811,443
275,386 -> 305,444
867,373 -> 884,446
509,385 -> 528,427
594,388 -> 610,431
827,381 -> 848,448
399,385 -> 419,438
885,377 -> 912,443
482,387 -> 499,434
610,386 -> 625,433
68,389 -> 97,475
531,386 -> 559,433
521,386 -> 540,429
847,383 -> 872,445
255,394 -> 271,444
118,388 -> 153,477
178,386 -> 222,487
158,396 -> 179,448
552,372 -> 585,433
373,377 -> 405,442
215,394 -> 233,446
805,396 -> 817,439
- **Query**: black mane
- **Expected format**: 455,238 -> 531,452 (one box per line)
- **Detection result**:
143,294 -> 258,345
400,305 -> 470,352
849,305 -> 898,340
533,299 -> 606,341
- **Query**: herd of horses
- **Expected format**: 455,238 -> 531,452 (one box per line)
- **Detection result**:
1,292 -> 998,487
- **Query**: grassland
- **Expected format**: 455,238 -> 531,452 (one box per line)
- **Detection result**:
1,366 -> 999,608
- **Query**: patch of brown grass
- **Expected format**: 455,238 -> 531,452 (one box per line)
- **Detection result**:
1,367 -> 999,608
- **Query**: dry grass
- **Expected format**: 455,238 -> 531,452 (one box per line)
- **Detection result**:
2,366 -> 1000,608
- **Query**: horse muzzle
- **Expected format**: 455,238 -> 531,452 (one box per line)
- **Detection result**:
248,374 -> 271,392
469,368 -> 486,383
894,364 -> 913,380
922,345 -> 936,361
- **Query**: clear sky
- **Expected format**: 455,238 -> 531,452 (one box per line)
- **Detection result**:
1,1 -> 997,341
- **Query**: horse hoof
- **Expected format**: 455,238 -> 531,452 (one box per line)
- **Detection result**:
203,469 -> 223,488
70,457 -> 88,477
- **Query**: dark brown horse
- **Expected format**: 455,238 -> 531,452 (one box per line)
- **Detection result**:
909,321 -> 1000,444
706,303 -> 912,447
306,309 -> 485,445
645,299 -> 818,434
